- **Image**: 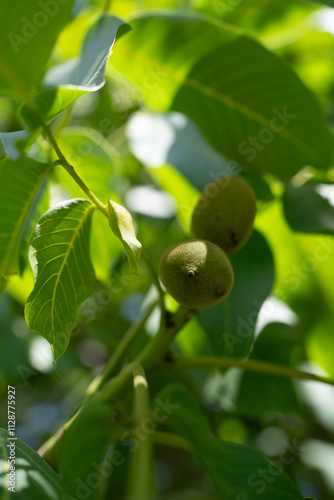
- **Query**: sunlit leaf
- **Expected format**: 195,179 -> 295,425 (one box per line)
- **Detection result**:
112,12 -> 333,179
0,0 -> 74,102
57,127 -> 116,202
55,127 -> 122,281
0,157 -> 53,296
25,198 -> 95,360
176,318 -> 213,357
0,428 -> 65,499
21,15 -> 129,129
108,199 -> 141,275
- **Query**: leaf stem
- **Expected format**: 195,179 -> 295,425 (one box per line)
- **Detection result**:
36,113 -> 168,326
150,431 -> 193,452
86,301 -> 158,396
126,363 -> 155,500
40,120 -> 108,216
157,356 -> 334,387
99,308 -> 197,403
141,251 -> 166,326
103,0 -> 112,13
37,404 -> 84,467
136,307 -> 199,371
39,307 -> 195,466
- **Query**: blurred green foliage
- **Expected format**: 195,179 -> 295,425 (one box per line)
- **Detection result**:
1,0 -> 334,499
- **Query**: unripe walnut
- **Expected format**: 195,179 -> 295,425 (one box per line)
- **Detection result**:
191,174 -> 256,254
159,239 -> 234,309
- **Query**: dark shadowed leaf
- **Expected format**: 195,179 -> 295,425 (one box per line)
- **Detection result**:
199,230 -> 275,358
59,401 -> 117,500
160,385 -> 304,500
301,0 -> 334,4
284,182 -> 334,234
236,323 -> 304,418
0,428 -> 65,499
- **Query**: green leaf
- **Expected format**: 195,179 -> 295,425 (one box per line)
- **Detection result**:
21,89 -> 85,131
112,12 -> 333,179
108,199 -> 142,275
0,131 -> 30,160
128,112 -> 273,221
159,385 -> 304,500
147,164 -> 199,231
0,296 -> 28,380
301,0 -> 334,5
57,127 -> 116,202
127,111 -> 233,192
59,400 -> 116,499
0,157 -> 53,293
25,198 -> 95,360
21,15 -> 129,129
56,127 -> 121,281
163,494 -> 219,500
0,428 -> 65,499
283,182 -> 334,234
199,230 -> 275,358
0,0 -> 74,102
176,318 -> 213,357
236,323 -> 304,419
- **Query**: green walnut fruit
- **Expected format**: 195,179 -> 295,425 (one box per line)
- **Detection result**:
159,239 -> 234,309
191,174 -> 257,254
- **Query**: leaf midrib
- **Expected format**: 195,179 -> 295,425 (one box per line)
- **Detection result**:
115,40 -> 323,163
50,203 -> 95,351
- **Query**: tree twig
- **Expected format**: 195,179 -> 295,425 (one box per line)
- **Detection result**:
157,356 -> 334,387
